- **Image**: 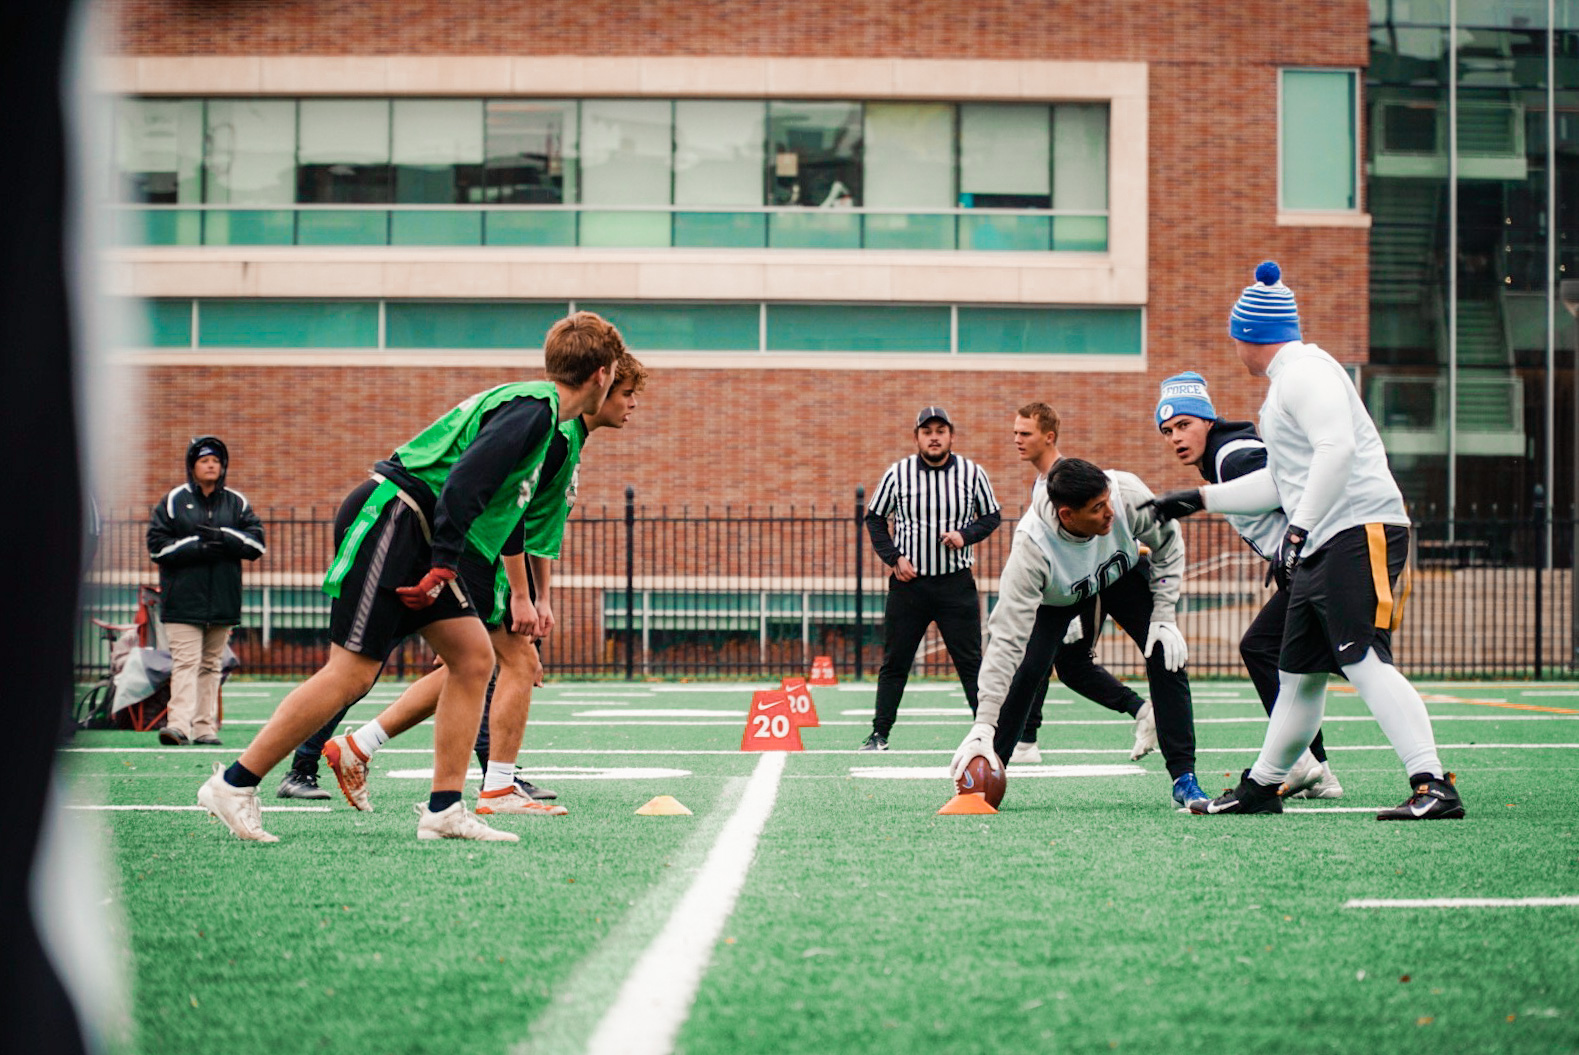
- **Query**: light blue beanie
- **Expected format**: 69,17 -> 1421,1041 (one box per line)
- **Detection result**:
1156,372 -> 1217,429
1229,261 -> 1302,344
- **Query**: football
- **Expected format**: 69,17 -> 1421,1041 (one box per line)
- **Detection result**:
955,752 -> 1007,808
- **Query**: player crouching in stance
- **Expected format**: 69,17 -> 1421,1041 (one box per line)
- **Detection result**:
1153,372 -> 1341,798
950,458 -> 1210,810
1146,262 -> 1462,820
197,312 -> 620,842
314,351 -> 647,817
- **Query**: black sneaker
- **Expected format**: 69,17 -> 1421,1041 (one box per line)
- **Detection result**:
158,728 -> 190,746
276,769 -> 332,800
515,775 -> 558,801
193,734 -> 223,746
1377,772 -> 1465,821
858,732 -> 889,752
1190,769 -> 1283,815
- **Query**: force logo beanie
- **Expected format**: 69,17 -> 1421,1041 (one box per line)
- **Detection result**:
1156,371 -> 1218,429
1229,260 -> 1302,344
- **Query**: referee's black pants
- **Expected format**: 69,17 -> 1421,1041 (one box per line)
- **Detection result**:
872,568 -> 982,738
993,567 -> 1196,779
1020,597 -> 1145,743
1239,585 -> 1328,763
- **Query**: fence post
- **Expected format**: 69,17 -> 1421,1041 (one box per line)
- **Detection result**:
1534,484 -> 1545,681
625,486 -> 635,682
854,486 -> 865,680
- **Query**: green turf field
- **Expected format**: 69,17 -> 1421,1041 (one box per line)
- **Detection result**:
62,678 -> 1579,1055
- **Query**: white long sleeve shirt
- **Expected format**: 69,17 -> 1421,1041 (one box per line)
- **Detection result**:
1205,341 -> 1407,555
975,470 -> 1184,731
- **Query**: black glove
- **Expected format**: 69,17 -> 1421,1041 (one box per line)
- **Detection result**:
1277,525 -> 1309,584
196,525 -> 225,541
1139,489 -> 1205,522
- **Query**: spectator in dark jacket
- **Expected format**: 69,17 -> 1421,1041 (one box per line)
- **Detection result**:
146,436 -> 265,745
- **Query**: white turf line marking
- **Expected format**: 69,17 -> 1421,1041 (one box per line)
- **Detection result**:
1345,897 -> 1579,909
66,804 -> 330,813
58,743 -> 1579,756
582,751 -> 787,1055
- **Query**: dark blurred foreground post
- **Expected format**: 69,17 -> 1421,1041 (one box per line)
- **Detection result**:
0,3 -> 91,1053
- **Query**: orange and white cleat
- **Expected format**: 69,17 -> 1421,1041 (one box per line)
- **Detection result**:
322,734 -> 373,811
476,785 -> 568,816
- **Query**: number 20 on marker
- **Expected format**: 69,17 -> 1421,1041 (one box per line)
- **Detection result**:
740,690 -> 804,752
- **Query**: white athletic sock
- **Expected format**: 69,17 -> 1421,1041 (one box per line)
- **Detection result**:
350,719 -> 389,759
1249,671 -> 1329,786
482,760 -> 516,794
1341,648 -> 1444,779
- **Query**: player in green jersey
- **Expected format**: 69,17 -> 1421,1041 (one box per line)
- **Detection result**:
316,351 -> 647,816
197,313 -> 624,843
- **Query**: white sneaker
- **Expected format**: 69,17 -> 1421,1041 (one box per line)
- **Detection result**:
1009,741 -> 1043,764
415,801 -> 520,842
197,764 -> 279,843
1290,761 -> 1344,799
1280,750 -> 1322,797
1129,701 -> 1157,761
323,734 -> 373,812
476,785 -> 569,816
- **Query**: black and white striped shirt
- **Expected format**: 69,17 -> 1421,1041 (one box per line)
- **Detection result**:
866,454 -> 1002,576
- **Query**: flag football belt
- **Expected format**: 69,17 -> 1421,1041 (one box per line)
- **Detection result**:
322,473 -> 468,608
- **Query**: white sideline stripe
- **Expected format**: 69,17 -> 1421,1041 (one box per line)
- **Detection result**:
850,764 -> 1144,780
573,709 -> 742,718
840,707 -> 969,717
57,742 -> 1579,756
1344,896 -> 1579,909
583,751 -> 787,1055
66,804 -> 331,813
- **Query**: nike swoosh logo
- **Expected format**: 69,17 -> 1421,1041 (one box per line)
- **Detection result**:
1204,799 -> 1239,814
961,773 -> 976,790
757,700 -> 777,711
1338,641 -> 1355,651
1409,799 -> 1436,817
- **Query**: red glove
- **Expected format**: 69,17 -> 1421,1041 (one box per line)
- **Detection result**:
395,567 -> 457,610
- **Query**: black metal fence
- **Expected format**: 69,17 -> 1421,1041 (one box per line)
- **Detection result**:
77,490 -> 1574,681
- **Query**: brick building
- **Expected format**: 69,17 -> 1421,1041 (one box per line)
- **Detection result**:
99,0 -> 1372,521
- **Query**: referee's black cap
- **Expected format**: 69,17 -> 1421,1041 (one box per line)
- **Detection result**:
915,405 -> 953,429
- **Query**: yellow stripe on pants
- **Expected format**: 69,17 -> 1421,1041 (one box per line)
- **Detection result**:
1366,523 -> 1395,629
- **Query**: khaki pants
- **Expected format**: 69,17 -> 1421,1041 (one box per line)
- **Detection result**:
166,622 -> 229,739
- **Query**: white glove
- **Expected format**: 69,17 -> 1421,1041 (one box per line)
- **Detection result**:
1143,621 -> 1188,672
1062,615 -> 1084,645
949,722 -> 997,782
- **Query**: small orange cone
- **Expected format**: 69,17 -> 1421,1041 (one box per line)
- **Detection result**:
937,793 -> 998,815
636,795 -> 693,816
808,655 -> 838,685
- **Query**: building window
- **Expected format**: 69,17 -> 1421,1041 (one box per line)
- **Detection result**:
1280,69 -> 1359,211
112,96 -> 1112,253
126,298 -> 1145,360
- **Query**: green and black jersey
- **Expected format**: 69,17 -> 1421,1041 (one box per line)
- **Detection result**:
519,416 -> 589,559
324,381 -> 558,597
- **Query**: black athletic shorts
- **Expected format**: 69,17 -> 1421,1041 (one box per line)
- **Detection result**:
463,552 -> 540,632
328,478 -> 479,659
1279,522 -> 1412,674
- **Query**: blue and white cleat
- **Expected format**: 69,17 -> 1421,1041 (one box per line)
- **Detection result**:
1171,772 -> 1210,811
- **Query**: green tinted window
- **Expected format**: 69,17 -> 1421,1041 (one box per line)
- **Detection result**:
123,299 -> 192,347
767,305 -> 950,352
580,302 -> 760,351
386,302 -> 567,349
958,307 -> 1142,355
1281,70 -> 1358,210
198,300 -> 378,348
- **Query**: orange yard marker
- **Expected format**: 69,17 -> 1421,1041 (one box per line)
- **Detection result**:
937,793 -> 998,815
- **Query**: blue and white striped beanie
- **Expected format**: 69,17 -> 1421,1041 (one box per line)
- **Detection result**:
1156,371 -> 1217,429
1229,260 -> 1302,344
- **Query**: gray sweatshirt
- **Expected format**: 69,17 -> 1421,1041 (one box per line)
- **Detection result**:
974,470 -> 1184,731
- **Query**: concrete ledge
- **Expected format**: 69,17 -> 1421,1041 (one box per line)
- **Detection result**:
102,55 -> 1149,101
1276,211 -> 1372,229
111,348 -> 1147,373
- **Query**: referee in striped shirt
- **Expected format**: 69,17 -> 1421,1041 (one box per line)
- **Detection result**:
861,406 -> 1002,750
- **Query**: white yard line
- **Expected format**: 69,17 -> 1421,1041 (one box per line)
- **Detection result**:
66,804 -> 330,812
58,742 -> 1579,756
580,751 -> 787,1055
1345,896 -> 1579,909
